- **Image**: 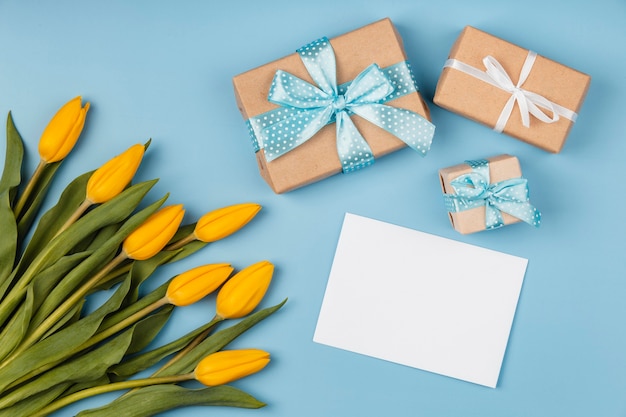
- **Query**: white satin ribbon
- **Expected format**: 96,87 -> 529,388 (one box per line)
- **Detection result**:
444,51 -> 577,132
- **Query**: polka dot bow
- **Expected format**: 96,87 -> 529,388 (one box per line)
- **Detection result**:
443,159 -> 541,229
253,37 -> 435,173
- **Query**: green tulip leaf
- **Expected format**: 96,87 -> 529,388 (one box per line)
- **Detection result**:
12,178 -> 159,287
169,239 -> 207,263
124,305 -> 174,355
76,384 -> 265,417
123,250 -> 179,308
40,299 -> 85,340
29,195 -> 167,330
168,223 -> 194,243
100,279 -> 170,334
0,113 -> 24,289
163,298 -> 287,376
0,277 -> 131,393
0,285 -> 33,362
0,328 -> 134,409
109,299 -> 286,380
166,222 -> 208,263
0,193 -> 18,289
0,382 -> 70,417
107,324 -> 212,381
30,251 -> 92,312
15,161 -> 61,244
82,222 -> 122,253
0,112 -> 24,198
65,374 -> 111,397
18,171 -> 91,268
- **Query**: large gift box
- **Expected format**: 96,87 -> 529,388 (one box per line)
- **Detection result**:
233,18 -> 435,194
434,26 -> 590,153
439,154 -> 541,234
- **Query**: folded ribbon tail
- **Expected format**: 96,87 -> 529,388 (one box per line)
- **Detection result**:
490,179 -> 541,228
335,111 -> 375,172
350,104 -> 435,156
485,203 -> 506,229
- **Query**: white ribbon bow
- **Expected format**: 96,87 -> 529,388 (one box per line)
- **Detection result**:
444,51 -> 577,132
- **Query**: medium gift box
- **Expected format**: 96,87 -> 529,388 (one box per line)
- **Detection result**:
233,18 -> 435,194
439,154 -> 541,234
434,26 -> 590,153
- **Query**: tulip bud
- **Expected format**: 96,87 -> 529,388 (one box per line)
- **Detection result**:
38,96 -> 90,163
86,143 -> 146,204
216,260 -> 273,319
194,349 -> 270,386
123,205 -> 185,260
193,203 -> 261,243
166,263 -> 233,307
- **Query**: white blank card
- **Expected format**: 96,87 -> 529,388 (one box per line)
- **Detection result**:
313,213 -> 528,388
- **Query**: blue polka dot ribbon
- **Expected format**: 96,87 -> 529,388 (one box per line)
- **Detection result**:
247,37 -> 435,173
443,159 -> 541,229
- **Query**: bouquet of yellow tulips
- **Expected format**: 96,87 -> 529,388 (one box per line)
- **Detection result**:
0,97 -> 286,416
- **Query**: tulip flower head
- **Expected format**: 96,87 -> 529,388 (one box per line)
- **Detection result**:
166,263 -> 233,307
123,205 -> 185,260
86,143 -> 146,204
194,349 -> 270,386
38,96 -> 90,163
216,260 -> 273,319
193,203 -> 261,243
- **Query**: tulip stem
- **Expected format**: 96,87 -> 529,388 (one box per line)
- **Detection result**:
79,296 -> 170,353
119,314 -> 222,400
53,198 -> 93,239
4,252 -> 128,363
165,232 -> 196,251
13,159 -> 47,220
3,296 -> 171,393
95,261 -> 133,290
153,314 -> 222,377
30,373 -> 194,417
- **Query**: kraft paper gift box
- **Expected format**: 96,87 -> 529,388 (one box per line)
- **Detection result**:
233,18 -> 435,194
439,154 -> 541,235
434,26 -> 590,153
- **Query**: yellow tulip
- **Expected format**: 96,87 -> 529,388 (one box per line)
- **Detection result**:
216,260 -> 273,319
29,349 -> 270,416
86,143 -> 146,204
166,263 -> 233,307
38,96 -> 90,163
193,203 -> 261,243
122,205 -> 185,260
194,349 -> 270,386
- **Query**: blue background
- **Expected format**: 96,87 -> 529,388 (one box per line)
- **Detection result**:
1,0 -> 624,416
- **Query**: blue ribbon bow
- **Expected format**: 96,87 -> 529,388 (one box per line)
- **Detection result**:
247,37 -> 435,173
443,159 -> 541,229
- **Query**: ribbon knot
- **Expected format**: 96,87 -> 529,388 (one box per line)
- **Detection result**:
332,94 -> 347,112
443,159 -> 541,229
444,51 -> 578,133
250,37 -> 435,173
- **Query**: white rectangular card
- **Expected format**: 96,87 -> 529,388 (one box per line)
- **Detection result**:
313,213 -> 528,388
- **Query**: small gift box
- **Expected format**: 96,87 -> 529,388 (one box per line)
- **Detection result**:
439,154 -> 541,234
434,26 -> 590,153
233,18 -> 435,194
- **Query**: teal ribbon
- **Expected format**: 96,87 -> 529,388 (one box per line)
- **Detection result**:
443,159 -> 541,229
247,37 -> 435,173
